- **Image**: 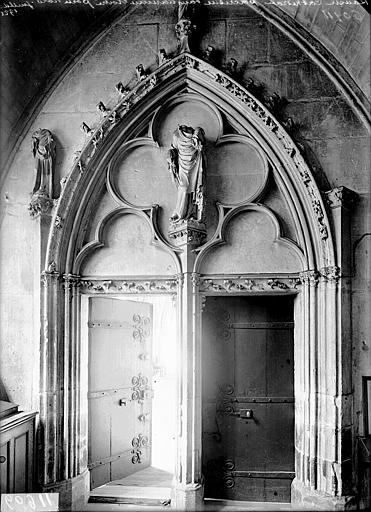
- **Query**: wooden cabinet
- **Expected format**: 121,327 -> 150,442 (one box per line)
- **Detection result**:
0,401 -> 37,493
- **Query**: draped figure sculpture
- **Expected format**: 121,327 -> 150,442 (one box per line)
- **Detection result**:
32,128 -> 56,198
167,125 -> 205,222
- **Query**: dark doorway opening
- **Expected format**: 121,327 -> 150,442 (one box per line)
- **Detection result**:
202,295 -> 295,503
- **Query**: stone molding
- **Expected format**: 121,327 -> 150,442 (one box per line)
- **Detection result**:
198,275 -> 301,293
79,277 -> 178,294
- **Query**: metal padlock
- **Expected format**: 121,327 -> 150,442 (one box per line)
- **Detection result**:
239,409 -> 253,419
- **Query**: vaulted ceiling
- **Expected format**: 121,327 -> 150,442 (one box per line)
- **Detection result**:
0,3 -> 369,187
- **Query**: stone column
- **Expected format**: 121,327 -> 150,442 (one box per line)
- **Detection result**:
40,271 -> 89,510
39,267 -> 64,487
292,187 -> 357,509
170,221 -> 206,509
324,187 -> 357,499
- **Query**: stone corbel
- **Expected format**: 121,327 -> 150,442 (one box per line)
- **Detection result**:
29,191 -> 54,219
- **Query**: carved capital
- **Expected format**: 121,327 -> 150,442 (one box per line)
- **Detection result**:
299,270 -> 320,286
41,270 -> 61,287
176,273 -> 184,287
320,266 -> 341,282
191,272 -> 201,288
63,274 -> 81,291
325,187 -> 358,210
28,190 -> 54,219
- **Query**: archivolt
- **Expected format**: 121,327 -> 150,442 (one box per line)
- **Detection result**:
45,53 -> 335,275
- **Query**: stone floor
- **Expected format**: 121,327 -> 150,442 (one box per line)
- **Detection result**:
85,467 -> 292,511
85,499 -> 292,511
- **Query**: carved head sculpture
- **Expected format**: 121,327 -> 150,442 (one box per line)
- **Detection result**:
176,18 -> 193,38
31,129 -> 55,159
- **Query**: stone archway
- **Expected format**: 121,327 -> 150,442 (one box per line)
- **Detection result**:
39,53 -> 356,510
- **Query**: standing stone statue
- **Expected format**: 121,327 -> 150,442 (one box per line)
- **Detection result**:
31,128 -> 56,198
167,125 -> 205,222
175,0 -> 200,54
28,128 -> 56,218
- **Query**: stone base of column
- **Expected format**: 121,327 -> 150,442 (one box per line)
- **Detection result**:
41,470 -> 90,511
171,482 -> 204,510
291,479 -> 357,510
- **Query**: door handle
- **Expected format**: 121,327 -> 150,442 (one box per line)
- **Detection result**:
119,398 -> 129,406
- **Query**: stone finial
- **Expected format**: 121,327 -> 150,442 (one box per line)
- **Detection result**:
158,49 -> 170,66
97,102 -> 119,124
115,82 -> 128,96
136,64 -> 147,82
80,122 -> 92,136
97,101 -> 108,115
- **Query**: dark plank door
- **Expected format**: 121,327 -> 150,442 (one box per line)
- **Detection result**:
88,298 -> 153,489
202,295 -> 295,502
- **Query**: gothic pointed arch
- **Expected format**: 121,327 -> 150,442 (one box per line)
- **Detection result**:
39,53 -> 355,510
45,53 -> 335,276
